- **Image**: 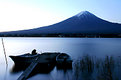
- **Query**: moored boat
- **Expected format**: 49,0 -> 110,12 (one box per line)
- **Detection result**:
9,53 -> 40,65
9,52 -> 60,65
56,53 -> 72,69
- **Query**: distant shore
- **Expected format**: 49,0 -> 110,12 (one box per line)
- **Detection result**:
0,33 -> 121,38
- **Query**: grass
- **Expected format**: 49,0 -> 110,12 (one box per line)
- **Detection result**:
73,55 -> 121,80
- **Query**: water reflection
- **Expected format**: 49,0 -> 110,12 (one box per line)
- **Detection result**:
55,67 -> 73,80
10,63 -> 56,79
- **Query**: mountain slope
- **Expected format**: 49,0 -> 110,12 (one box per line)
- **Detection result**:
1,11 -> 121,35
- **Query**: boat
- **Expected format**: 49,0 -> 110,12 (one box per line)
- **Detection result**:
9,53 -> 40,65
56,53 -> 72,69
10,53 -> 60,79
9,52 -> 72,69
9,52 -> 60,65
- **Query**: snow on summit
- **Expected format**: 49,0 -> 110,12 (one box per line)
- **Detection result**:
76,11 -> 92,17
76,11 -> 88,17
75,11 -> 97,20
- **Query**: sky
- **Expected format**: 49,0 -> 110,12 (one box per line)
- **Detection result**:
0,0 -> 121,32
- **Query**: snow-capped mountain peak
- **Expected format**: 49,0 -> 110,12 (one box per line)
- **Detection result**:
75,11 -> 96,20
76,11 -> 91,17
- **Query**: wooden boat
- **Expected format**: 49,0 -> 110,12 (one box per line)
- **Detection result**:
10,52 -> 61,79
9,52 -> 60,65
9,53 -> 40,65
56,53 -> 72,69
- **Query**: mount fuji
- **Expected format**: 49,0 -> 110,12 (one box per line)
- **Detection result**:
1,11 -> 121,36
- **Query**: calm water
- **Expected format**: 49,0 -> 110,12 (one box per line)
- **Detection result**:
0,37 -> 121,80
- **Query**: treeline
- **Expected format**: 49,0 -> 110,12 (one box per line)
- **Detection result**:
0,33 -> 121,38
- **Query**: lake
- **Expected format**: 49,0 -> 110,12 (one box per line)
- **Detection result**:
0,37 -> 121,80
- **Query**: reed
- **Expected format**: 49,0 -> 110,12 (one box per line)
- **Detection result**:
96,56 -> 114,80
73,55 -> 121,80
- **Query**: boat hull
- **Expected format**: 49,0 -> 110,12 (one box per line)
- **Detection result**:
9,53 -> 60,66
9,53 -> 40,65
56,53 -> 72,69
